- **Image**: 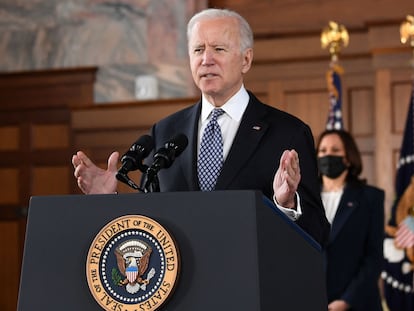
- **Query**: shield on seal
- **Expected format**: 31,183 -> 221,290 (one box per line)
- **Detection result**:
126,265 -> 139,283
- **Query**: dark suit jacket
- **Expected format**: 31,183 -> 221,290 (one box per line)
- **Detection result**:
143,92 -> 330,246
325,182 -> 385,310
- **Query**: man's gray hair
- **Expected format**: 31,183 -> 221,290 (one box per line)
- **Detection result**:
187,8 -> 254,52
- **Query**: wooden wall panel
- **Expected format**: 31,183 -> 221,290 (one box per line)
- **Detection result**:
351,89 -> 376,185
0,68 -> 96,311
375,70 -> 395,220
32,167 -> 70,195
0,169 -> 19,204
361,153 -> 376,183
349,88 -> 375,136
0,222 -> 19,311
392,82 -> 412,134
72,102 -> 193,130
0,127 -> 19,150
208,0 -> 412,36
0,67 -> 97,110
32,124 -> 70,149
71,99 -> 197,163
75,129 -> 150,149
283,90 -> 330,138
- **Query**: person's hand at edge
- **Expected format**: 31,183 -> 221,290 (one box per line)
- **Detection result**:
327,299 -> 350,311
72,151 -> 119,194
273,149 -> 301,209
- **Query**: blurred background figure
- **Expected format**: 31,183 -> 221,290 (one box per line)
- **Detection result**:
316,129 -> 385,311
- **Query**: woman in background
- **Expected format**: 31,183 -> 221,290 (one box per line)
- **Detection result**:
316,129 -> 384,311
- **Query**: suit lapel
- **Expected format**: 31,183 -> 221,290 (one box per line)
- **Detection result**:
215,96 -> 269,189
176,102 -> 201,190
329,186 -> 360,243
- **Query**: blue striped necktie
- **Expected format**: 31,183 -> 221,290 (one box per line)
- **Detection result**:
198,108 -> 225,191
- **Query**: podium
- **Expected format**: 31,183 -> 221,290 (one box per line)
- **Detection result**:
18,190 -> 327,310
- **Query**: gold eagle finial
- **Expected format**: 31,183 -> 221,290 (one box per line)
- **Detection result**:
321,21 -> 349,63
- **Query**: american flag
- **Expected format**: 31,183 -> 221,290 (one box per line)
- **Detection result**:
325,64 -> 344,130
395,216 -> 414,248
382,82 -> 414,311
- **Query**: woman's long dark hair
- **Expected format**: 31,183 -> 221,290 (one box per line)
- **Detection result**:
316,129 -> 366,185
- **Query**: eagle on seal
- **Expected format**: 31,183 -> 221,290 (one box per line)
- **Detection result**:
115,239 -> 153,293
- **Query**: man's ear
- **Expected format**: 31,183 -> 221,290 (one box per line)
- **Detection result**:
241,48 -> 253,74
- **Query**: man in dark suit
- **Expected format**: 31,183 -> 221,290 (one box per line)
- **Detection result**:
72,8 -> 330,247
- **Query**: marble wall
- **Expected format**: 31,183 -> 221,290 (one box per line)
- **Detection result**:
0,0 -> 206,103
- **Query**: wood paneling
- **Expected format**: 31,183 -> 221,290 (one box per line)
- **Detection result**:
32,166 -> 70,195
71,98 -> 197,163
0,67 -> 97,110
0,169 -> 19,204
0,67 -> 97,311
209,0 -> 412,35
375,70 -> 395,221
0,222 -> 20,311
349,87 -> 375,135
392,82 -> 413,134
0,127 -> 19,150
32,124 -> 70,149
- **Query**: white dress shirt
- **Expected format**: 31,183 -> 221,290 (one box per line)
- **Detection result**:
321,189 -> 343,224
198,86 -> 248,160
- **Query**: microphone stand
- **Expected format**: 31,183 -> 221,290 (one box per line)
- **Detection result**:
143,175 -> 160,193
143,166 -> 160,193
115,172 -> 144,192
137,133 -> 188,193
115,163 -> 149,193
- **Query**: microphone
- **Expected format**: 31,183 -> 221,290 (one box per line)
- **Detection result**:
144,134 -> 188,192
116,135 -> 154,191
151,133 -> 188,170
117,135 -> 154,174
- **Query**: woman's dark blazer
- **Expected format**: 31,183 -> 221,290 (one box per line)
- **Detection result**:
325,181 -> 385,310
143,91 -> 330,247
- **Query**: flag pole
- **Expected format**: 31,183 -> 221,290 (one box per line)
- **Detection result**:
321,21 -> 349,130
400,15 -> 414,73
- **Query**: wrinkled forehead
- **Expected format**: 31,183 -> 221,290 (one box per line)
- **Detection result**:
188,17 -> 240,47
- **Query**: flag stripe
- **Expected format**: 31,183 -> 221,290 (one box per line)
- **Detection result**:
325,65 -> 344,130
395,223 -> 414,248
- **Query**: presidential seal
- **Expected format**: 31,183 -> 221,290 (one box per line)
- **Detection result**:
86,215 -> 180,311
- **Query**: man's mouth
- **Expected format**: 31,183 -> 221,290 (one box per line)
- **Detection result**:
200,73 -> 218,78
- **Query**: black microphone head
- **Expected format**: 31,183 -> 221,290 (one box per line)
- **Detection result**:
130,134 -> 154,158
119,134 -> 154,172
151,134 -> 188,170
164,133 -> 188,158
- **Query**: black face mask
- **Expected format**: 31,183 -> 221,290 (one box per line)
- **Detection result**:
317,155 -> 348,179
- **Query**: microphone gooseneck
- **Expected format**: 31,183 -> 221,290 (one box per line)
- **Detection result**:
144,134 -> 188,193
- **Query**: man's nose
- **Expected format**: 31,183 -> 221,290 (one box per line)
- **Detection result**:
202,50 -> 214,65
